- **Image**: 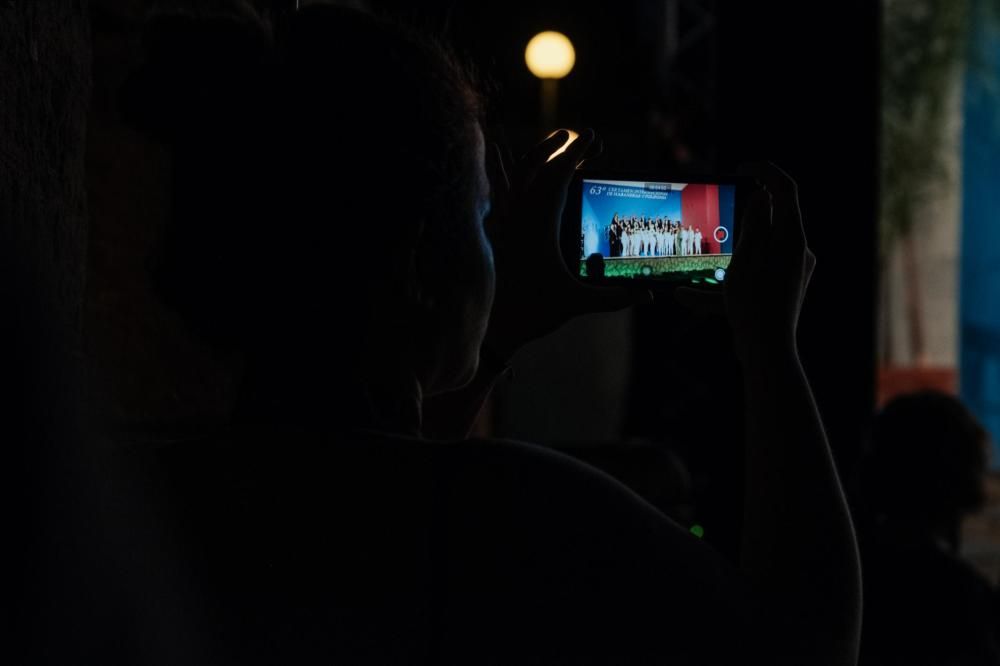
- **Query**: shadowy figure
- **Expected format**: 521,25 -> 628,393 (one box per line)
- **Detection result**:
99,4 -> 861,664
854,391 -> 1000,666
586,252 -> 606,278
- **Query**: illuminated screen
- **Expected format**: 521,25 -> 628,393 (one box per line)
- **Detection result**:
579,179 -> 736,284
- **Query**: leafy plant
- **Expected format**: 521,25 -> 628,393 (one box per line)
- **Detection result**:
880,0 -> 971,364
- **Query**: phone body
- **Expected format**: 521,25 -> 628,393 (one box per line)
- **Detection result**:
562,171 -> 744,288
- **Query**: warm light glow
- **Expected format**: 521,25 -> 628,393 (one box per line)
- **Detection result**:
525,31 -> 576,80
546,129 -> 580,162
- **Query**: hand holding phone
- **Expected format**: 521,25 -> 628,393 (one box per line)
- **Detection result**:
483,131 -> 651,359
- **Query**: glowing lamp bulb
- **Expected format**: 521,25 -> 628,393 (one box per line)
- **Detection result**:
525,31 -> 576,80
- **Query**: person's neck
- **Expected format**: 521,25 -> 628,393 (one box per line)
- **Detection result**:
360,370 -> 424,437
233,358 -> 424,438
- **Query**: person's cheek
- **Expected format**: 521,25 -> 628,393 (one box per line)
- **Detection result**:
482,231 -> 496,309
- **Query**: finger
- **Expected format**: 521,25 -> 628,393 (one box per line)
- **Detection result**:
674,286 -> 726,315
570,284 -> 653,316
575,136 -> 604,169
546,129 -> 596,185
734,185 -> 771,257
517,130 -> 574,189
547,129 -> 601,169
522,129 -> 571,168
741,161 -> 804,244
549,128 -> 594,167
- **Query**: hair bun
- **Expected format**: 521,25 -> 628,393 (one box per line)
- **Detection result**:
120,3 -> 274,140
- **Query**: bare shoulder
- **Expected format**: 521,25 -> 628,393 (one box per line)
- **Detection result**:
429,437 -> 747,664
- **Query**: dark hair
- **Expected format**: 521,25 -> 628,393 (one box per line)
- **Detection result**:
858,391 -> 989,524
122,5 -> 484,359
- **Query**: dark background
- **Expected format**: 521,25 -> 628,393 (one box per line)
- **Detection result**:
2,2 -> 877,646
369,0 -> 879,555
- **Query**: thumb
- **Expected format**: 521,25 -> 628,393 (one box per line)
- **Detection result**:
572,285 -> 653,316
675,286 -> 726,315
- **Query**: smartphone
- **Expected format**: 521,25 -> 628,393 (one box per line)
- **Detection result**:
563,171 -> 743,287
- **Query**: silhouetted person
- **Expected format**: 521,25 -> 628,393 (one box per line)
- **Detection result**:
101,4 -> 861,664
586,252 -> 606,278
855,391 -> 1000,666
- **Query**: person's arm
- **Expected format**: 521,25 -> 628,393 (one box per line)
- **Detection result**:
740,338 -> 861,665
422,129 -> 648,440
684,163 -> 862,664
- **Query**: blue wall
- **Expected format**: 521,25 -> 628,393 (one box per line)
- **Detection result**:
961,1 -> 1000,462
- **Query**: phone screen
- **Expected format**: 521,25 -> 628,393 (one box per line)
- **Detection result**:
577,178 -> 737,285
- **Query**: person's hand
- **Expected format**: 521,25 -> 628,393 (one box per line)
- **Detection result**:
483,129 -> 652,359
676,162 -> 816,361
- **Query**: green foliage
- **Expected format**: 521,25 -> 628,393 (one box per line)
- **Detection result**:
580,256 -> 728,279
880,0 -> 970,261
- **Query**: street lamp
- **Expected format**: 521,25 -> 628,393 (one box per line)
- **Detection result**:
525,31 -> 575,131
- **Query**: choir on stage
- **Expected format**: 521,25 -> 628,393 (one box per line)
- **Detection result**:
607,214 -> 703,258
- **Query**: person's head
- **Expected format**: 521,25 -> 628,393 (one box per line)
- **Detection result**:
585,253 -> 606,279
858,391 -> 990,534
124,5 -> 493,427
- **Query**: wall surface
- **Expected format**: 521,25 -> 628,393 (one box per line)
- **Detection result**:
0,0 -> 92,657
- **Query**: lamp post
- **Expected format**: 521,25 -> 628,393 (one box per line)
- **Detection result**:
525,31 -> 575,132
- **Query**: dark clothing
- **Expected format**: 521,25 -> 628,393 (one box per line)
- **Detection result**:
97,426 -> 747,665
859,522 -> 1000,666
